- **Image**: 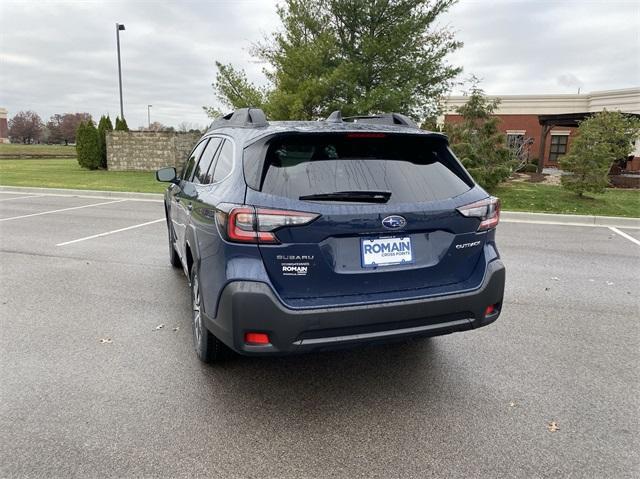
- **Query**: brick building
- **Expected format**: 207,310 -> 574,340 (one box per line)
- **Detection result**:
441,88 -> 640,171
0,108 -> 8,144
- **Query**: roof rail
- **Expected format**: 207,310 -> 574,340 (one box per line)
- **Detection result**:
325,111 -> 418,129
208,107 -> 268,130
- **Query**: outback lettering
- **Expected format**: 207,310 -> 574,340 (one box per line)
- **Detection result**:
455,241 -> 481,249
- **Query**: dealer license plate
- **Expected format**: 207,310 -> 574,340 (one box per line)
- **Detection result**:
361,237 -> 413,267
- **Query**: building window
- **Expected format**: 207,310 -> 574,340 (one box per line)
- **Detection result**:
549,134 -> 569,163
506,133 -> 525,151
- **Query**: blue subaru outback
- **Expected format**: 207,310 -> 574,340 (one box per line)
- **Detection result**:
156,108 -> 505,363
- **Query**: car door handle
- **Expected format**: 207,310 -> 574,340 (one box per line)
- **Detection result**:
187,203 -> 193,211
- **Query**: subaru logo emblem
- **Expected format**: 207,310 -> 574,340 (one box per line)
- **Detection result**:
382,215 -> 406,230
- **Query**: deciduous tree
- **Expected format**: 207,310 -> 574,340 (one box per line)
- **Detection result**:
177,121 -> 203,133
144,121 -> 171,132
445,81 -> 514,190
47,113 -> 92,145
8,111 -> 44,144
560,110 -> 640,196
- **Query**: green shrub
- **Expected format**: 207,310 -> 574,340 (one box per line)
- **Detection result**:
75,120 -> 101,170
521,163 -> 538,173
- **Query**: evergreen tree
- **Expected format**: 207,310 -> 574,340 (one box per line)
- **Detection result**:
560,110 -> 640,196
75,121 -> 87,168
445,81 -> 514,190
97,115 -> 114,169
206,0 -> 461,120
114,116 -> 129,131
76,120 -> 101,170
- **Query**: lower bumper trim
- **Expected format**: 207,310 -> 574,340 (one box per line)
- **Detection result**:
292,319 -> 470,346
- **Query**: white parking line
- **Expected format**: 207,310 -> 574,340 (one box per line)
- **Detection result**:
0,195 -> 43,202
0,199 -> 127,222
56,218 -> 165,246
501,219 -> 640,229
609,226 -> 640,246
0,189 -> 162,203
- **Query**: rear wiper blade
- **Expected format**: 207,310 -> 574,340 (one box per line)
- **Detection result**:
299,190 -> 392,203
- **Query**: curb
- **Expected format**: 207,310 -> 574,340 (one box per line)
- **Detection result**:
500,211 -> 640,229
1,185 -> 638,228
0,185 -> 163,201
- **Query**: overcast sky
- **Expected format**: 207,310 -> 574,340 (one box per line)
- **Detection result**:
1,0 -> 638,129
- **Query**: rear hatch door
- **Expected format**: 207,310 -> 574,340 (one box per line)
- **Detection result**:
243,132 -> 488,304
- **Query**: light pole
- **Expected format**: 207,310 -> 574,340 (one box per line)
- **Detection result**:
116,23 -> 126,121
147,105 -> 152,129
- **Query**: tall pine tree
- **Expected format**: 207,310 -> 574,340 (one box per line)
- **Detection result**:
206,0 -> 461,121
97,115 -> 114,169
114,116 -> 129,131
75,122 -> 87,168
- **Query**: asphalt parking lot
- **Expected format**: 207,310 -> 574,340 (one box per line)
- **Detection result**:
1,190 -> 638,478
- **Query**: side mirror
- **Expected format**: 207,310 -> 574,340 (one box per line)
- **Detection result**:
156,167 -> 178,183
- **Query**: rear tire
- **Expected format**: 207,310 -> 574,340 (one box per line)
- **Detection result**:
167,217 -> 181,268
190,268 -> 229,363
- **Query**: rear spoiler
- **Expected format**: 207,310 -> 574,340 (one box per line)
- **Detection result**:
326,110 -> 418,129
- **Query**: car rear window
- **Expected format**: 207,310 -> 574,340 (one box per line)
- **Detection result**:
244,133 -> 473,203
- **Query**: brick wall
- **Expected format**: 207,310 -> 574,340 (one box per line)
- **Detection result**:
106,131 -> 200,171
627,157 -> 640,171
0,117 -> 8,143
444,114 -> 577,168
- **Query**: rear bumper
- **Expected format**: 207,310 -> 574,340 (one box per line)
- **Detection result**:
203,259 -> 505,356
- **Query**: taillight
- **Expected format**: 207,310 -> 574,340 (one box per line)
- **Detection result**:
457,196 -> 500,231
227,207 -> 260,242
218,205 -> 319,244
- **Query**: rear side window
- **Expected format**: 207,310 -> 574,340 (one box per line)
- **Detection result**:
212,140 -> 233,182
244,133 -> 472,203
182,139 -> 208,181
193,137 -> 222,184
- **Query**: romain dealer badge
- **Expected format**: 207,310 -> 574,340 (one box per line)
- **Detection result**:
277,255 -> 314,276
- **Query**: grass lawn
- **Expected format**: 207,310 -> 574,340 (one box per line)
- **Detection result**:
0,159 -> 165,193
0,144 -> 77,156
0,159 -> 638,216
493,182 -> 640,218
